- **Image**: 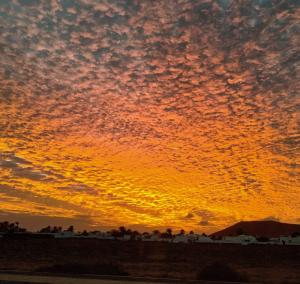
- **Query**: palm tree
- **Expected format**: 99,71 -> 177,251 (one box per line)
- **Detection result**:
166,228 -> 173,238
0,221 -> 9,232
119,226 -> 126,237
111,229 -> 120,238
39,226 -> 51,233
67,225 -> 74,232
8,223 -> 15,232
0,221 -> 26,233
129,230 -> 140,240
52,226 -> 59,233
0,221 -> 10,233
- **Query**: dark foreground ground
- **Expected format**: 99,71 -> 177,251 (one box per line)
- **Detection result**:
0,272 -> 207,284
0,239 -> 299,283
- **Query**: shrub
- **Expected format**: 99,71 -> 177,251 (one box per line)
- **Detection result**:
197,262 -> 248,282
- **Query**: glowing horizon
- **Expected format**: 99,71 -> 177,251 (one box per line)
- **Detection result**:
0,0 -> 299,233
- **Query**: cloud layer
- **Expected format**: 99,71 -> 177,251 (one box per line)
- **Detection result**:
0,0 -> 299,232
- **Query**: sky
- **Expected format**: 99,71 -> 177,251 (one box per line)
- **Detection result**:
0,0 -> 299,233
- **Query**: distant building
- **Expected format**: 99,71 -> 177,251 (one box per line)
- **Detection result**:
173,234 -> 189,243
54,231 -> 75,238
220,235 -> 257,245
142,234 -> 162,242
195,235 -> 213,243
278,236 -> 300,245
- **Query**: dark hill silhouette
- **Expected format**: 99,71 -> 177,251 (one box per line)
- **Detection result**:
210,221 -> 300,238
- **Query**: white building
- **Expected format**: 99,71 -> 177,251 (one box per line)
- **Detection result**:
54,231 -> 75,238
95,232 -> 114,240
173,234 -> 190,243
195,235 -> 213,243
173,233 -> 211,243
142,234 -> 163,242
117,234 -> 131,241
279,236 -> 300,245
221,235 -> 257,245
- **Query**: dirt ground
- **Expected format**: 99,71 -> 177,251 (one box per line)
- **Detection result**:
0,239 -> 299,283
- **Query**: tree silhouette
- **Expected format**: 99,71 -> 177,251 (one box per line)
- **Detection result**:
111,229 -> 120,238
52,226 -> 59,233
166,228 -> 172,237
142,232 -> 150,238
0,221 -> 26,233
291,231 -> 300,238
131,230 -> 140,240
67,225 -> 74,233
119,226 -> 126,237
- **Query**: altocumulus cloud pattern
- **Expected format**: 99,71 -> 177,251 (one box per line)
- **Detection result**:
0,0 -> 299,232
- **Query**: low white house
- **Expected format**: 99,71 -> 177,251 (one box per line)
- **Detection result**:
173,234 -> 190,243
279,236 -> 300,245
54,231 -> 75,238
173,233 -> 211,243
160,238 -> 172,242
142,234 -> 163,242
290,236 -> 300,245
269,237 -> 281,245
221,235 -> 257,245
117,234 -> 131,241
95,232 -> 114,240
149,233 -> 173,242
195,235 -> 213,243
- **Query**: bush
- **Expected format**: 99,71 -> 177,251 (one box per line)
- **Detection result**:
197,262 -> 248,282
36,262 -> 129,276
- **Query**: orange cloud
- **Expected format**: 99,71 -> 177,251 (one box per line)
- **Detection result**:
0,0 -> 299,233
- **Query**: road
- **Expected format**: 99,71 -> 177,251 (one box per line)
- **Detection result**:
0,273 -> 174,284
0,272 -> 248,284
0,270 -> 253,284
0,272 -> 195,284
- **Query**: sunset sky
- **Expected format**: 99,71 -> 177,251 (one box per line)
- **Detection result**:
0,0 -> 299,233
